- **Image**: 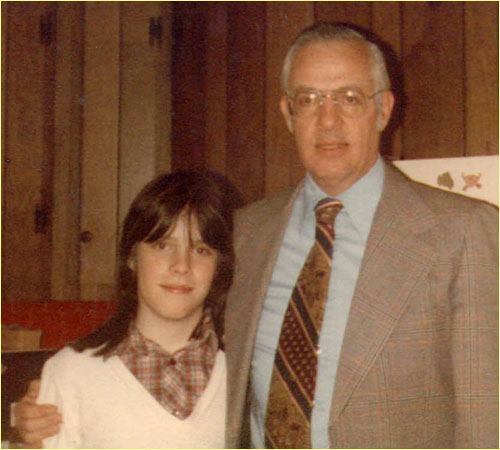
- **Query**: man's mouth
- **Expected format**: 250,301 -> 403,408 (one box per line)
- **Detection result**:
315,141 -> 348,151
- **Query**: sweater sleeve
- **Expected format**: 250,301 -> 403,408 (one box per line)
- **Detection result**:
38,349 -> 83,449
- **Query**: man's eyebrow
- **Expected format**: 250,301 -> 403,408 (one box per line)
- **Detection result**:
292,84 -> 362,92
291,85 -> 316,91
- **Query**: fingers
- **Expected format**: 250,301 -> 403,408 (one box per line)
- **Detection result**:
21,440 -> 44,449
13,400 -> 62,444
15,402 -> 60,420
20,421 -> 61,446
25,379 -> 41,401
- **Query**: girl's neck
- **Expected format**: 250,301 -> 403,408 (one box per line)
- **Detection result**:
134,313 -> 201,354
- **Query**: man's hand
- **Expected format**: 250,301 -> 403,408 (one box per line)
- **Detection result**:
13,380 -> 62,447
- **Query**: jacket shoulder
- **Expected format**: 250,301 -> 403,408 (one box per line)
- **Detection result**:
235,186 -> 297,229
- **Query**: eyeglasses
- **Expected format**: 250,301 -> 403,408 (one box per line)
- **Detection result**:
286,87 -> 386,119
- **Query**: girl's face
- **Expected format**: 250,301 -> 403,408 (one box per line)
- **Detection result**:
131,211 -> 218,334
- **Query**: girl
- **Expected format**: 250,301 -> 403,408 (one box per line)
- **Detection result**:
37,170 -> 236,448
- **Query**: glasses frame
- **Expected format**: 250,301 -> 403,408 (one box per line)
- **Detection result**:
286,87 -> 387,118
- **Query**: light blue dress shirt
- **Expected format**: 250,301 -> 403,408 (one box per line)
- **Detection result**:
250,157 -> 385,448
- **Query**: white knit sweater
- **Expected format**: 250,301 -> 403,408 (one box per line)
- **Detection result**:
38,346 -> 226,449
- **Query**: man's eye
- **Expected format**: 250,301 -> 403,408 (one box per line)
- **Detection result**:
296,93 -> 317,107
341,91 -> 363,106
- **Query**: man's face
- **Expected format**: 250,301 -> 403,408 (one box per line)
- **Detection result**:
281,41 -> 394,195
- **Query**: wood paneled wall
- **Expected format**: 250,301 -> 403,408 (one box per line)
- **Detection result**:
2,2 -> 172,302
171,1 -> 499,204
2,2 -> 497,303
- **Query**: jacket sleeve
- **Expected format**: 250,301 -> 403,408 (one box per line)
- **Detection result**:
453,203 -> 498,448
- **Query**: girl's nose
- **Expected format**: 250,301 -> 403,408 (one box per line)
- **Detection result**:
170,249 -> 190,274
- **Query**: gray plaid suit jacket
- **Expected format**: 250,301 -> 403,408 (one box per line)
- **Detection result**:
224,161 -> 499,448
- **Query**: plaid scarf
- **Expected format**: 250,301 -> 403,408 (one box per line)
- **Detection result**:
107,314 -> 218,419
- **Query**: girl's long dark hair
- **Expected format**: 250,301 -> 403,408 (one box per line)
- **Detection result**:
71,170 -> 241,356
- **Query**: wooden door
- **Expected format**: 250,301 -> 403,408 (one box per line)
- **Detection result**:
79,2 -> 172,300
2,2 -> 56,302
2,2 -> 172,303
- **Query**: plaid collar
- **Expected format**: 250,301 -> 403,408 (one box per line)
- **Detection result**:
108,313 -> 218,419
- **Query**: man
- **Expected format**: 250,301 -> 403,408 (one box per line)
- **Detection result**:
224,23 -> 498,448
14,23 -> 499,448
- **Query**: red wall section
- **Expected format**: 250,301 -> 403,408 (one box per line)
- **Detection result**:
2,301 -> 116,349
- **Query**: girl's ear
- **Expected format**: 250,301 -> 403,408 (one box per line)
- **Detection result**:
127,246 -> 137,272
127,256 -> 136,272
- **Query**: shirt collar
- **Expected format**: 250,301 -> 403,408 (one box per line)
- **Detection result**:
107,312 -> 218,420
106,310 -> 217,359
302,156 -> 384,240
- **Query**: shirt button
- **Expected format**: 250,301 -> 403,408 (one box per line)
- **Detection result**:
168,358 -> 176,366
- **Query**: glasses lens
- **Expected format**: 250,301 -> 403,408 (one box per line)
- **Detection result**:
289,88 -> 371,118
336,89 -> 366,117
293,91 -> 318,113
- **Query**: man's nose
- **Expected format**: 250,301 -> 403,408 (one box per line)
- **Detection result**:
317,96 -> 344,130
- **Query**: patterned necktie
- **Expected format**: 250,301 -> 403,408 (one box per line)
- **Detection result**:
265,197 -> 343,449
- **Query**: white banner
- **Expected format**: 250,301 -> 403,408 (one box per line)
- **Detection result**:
393,155 -> 499,206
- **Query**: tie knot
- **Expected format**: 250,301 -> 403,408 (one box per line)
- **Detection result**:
314,198 -> 343,226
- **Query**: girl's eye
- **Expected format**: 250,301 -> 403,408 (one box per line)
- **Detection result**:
152,241 -> 169,250
194,245 -> 213,256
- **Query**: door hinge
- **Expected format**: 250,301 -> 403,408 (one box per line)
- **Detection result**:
149,17 -> 162,48
34,203 -> 50,234
39,13 -> 54,46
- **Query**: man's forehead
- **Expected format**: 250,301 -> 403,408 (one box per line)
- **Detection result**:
289,41 -> 374,88
294,39 -> 370,61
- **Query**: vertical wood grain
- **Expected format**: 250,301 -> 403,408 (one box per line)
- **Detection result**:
314,2 -> 372,28
2,2 -> 7,194
80,2 -> 120,300
40,4 -> 57,270
171,2 -> 206,170
265,2 -> 313,196
401,2 -> 464,159
3,2 -> 54,301
155,2 -> 172,174
51,2 -> 83,300
464,2 -> 498,156
119,2 -> 160,226
372,2 -> 403,160
205,3 -> 228,175
226,2 -> 266,203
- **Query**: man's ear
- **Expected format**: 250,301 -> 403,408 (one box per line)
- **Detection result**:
280,95 -> 294,133
377,90 -> 395,131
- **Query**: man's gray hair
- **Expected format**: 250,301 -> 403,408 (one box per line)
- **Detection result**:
281,23 -> 391,94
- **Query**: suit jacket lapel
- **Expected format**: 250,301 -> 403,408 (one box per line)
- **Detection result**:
225,184 -> 301,447
330,163 -> 440,420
